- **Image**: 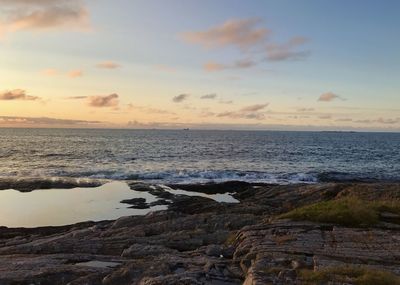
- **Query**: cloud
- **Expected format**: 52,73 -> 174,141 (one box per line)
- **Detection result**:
42,68 -> 58,76
66,96 -> 87,100
88,93 -> 119,108
318,92 -> 343,102
235,58 -> 256,68
68,70 -> 83,78
297,108 -> 315,112
219,100 -> 233,104
352,118 -> 400,125
42,68 -> 83,78
183,18 -> 310,70
241,103 -> 269,112
127,120 -> 185,129
266,37 -> 310,61
203,61 -> 226,72
0,0 -> 90,38
0,115 -> 102,126
376,117 -> 400,124
200,93 -> 217,100
336,118 -> 353,122
182,18 -> 269,50
96,61 -> 120,69
127,104 -> 176,115
318,115 -> 332,119
0,89 -> 39,101
172,94 -> 190,103
354,119 -> 372,124
203,58 -> 256,72
217,103 -> 269,120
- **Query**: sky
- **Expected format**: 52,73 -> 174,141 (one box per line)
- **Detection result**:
1,0 -> 399,131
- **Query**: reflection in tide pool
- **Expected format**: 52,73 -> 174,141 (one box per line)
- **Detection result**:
0,182 -> 166,228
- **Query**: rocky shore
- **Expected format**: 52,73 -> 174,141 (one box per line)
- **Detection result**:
1,182 -> 400,284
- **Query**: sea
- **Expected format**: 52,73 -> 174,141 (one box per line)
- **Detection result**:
1,128 -> 399,184
1,128 -> 400,227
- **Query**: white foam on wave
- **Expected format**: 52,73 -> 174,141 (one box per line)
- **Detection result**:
158,184 -> 239,203
0,170 -> 319,185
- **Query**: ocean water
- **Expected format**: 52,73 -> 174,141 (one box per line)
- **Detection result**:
1,128 -> 399,184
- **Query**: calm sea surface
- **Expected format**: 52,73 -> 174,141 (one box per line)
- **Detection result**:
0,128 -> 399,184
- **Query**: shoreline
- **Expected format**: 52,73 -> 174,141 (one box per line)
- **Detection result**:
1,182 -> 400,284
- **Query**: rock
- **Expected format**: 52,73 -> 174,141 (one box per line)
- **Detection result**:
1,182 -> 400,284
120,198 -> 150,209
205,244 -> 223,257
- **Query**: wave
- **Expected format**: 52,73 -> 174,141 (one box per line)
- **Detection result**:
50,169 -> 319,184
1,169 -> 398,186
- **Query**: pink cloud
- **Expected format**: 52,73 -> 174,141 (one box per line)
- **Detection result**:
0,0 -> 90,37
182,18 -> 269,50
96,61 -> 121,69
318,92 -> 344,102
68,70 -> 83,78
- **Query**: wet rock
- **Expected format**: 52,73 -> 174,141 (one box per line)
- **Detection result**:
0,177 -> 103,192
120,198 -> 150,209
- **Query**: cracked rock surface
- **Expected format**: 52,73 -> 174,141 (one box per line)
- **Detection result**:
0,182 -> 400,284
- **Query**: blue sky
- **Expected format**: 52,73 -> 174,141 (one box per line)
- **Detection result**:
0,0 -> 399,130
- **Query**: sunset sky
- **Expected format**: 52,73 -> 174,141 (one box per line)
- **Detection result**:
1,0 -> 399,131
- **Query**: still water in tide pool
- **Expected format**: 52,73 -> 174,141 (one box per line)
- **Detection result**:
0,182 -> 166,228
0,181 -> 239,228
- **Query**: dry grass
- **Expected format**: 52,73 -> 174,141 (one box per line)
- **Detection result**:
279,197 -> 400,227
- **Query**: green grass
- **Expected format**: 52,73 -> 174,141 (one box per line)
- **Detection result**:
224,231 -> 238,246
299,266 -> 400,285
279,197 -> 400,227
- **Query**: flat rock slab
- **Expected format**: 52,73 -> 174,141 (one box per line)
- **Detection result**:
236,220 -> 400,284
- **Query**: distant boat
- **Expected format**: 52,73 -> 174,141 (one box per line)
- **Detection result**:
183,128 -> 190,131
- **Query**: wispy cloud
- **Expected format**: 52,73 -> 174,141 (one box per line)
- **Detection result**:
265,37 -> 310,61
297,107 -> 315,112
217,103 -> 269,120
0,89 -> 39,101
0,0 -> 90,38
66,96 -> 87,100
182,18 -> 269,50
172,94 -> 190,103
203,61 -> 226,72
67,93 -> 119,108
42,68 -> 58,76
318,92 -> 344,102
203,58 -> 256,72
376,117 -> 400,124
336,118 -> 353,122
219,100 -> 234,104
42,68 -> 83,78
96,61 -> 121,69
68,70 -> 83,78
200,93 -> 217,100
240,103 -> 269,112
127,104 -> 176,115
0,115 -> 102,126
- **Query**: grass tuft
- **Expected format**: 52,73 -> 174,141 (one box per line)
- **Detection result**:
279,197 -> 400,227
